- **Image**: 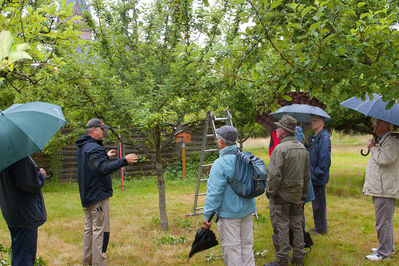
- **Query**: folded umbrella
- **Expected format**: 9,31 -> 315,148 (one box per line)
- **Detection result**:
0,102 -> 67,171
340,93 -> 399,156
188,212 -> 218,258
271,104 -> 331,123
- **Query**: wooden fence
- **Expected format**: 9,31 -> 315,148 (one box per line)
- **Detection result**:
31,119 -> 226,180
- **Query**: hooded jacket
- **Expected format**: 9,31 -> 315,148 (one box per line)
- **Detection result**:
307,128 -> 331,186
0,157 -> 47,228
76,134 -> 128,208
203,145 -> 256,221
363,131 -> 399,199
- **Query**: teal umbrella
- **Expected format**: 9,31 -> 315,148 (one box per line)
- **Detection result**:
0,102 -> 66,171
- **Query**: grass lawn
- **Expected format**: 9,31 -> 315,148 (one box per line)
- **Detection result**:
1,133 -> 399,265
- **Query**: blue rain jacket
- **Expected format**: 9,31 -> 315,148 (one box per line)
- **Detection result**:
307,129 -> 331,186
203,145 -> 256,221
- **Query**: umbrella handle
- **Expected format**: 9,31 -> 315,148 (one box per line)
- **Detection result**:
46,169 -> 53,180
208,212 -> 216,223
360,149 -> 370,156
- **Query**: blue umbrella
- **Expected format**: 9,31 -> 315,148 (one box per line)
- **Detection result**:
271,104 -> 331,123
0,102 -> 66,171
340,93 -> 399,126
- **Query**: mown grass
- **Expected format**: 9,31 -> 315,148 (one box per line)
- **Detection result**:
1,133 -> 398,265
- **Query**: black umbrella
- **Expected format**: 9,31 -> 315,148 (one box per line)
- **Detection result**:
188,212 -> 218,258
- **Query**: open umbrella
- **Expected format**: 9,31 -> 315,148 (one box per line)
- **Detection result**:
188,212 -> 218,258
271,104 -> 331,123
340,93 -> 399,156
0,102 -> 66,171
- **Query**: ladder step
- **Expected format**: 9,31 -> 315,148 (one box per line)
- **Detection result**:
204,149 -> 218,152
198,193 -> 206,196
200,178 -> 208,182
202,163 -> 213,167
207,134 -> 215,137
214,117 -> 229,121
196,207 -> 204,210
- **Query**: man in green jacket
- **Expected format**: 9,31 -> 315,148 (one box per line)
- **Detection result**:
364,119 -> 399,261
265,115 -> 310,266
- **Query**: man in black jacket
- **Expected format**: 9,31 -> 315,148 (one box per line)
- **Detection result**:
0,156 -> 47,266
76,118 -> 138,266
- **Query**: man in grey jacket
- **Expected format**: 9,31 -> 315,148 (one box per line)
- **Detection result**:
364,119 -> 399,261
265,115 -> 310,266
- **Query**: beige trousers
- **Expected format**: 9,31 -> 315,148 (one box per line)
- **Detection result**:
218,215 -> 255,266
82,198 -> 110,266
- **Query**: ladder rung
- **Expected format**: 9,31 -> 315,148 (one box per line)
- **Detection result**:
204,149 -> 218,152
202,163 -> 212,167
200,178 -> 208,182
214,117 -> 229,121
198,193 -> 206,196
207,134 -> 215,137
196,207 -> 204,210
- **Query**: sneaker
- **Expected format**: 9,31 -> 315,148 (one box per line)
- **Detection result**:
370,247 -> 396,254
365,253 -> 390,261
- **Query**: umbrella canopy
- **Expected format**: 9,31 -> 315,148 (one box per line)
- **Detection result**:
0,102 -> 66,171
188,212 -> 218,258
271,104 -> 331,123
340,93 -> 399,126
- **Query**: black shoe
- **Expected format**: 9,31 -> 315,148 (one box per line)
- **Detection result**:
290,257 -> 304,265
264,261 -> 288,266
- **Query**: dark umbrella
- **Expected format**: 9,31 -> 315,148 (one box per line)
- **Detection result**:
188,212 -> 218,258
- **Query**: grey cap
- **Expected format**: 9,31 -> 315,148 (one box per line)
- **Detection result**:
86,118 -> 110,129
216,125 -> 238,142
274,115 -> 297,133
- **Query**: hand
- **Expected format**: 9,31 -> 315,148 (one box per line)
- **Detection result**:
203,220 -> 211,229
125,153 -> 138,164
368,138 -> 376,150
107,149 -> 117,158
39,168 -> 47,178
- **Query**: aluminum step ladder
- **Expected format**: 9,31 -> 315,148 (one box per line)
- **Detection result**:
187,111 -> 233,216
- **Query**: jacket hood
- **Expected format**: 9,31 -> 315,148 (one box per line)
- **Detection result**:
75,134 -> 102,148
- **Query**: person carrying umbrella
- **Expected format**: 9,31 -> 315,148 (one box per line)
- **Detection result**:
76,118 -> 139,266
202,125 -> 257,266
363,119 -> 399,261
0,157 -> 47,265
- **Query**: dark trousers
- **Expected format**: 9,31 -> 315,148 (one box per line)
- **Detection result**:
374,197 -> 396,257
269,195 -> 304,263
312,184 -> 327,234
9,227 -> 38,266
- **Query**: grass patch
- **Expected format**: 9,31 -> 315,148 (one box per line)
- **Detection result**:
0,136 -> 397,265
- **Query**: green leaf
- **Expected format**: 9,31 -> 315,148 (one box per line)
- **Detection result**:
15,43 -> 30,52
310,22 -> 320,31
357,2 -> 366,8
337,47 -> 346,55
0,31 -> 13,60
301,6 -> 314,18
271,0 -> 283,9
8,51 -> 32,64
281,94 -> 292,101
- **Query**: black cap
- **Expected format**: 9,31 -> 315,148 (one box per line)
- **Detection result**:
86,118 -> 109,129
216,125 -> 238,142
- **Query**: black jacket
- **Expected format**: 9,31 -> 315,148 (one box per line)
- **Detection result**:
0,157 -> 47,228
76,134 -> 128,208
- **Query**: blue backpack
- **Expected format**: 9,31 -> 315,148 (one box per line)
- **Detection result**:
228,151 -> 267,198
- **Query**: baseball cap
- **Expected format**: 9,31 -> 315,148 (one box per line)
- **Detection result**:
86,118 -> 110,129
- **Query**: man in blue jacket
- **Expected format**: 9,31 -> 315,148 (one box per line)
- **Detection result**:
203,125 -> 256,266
307,115 -> 331,235
0,156 -> 47,266
76,118 -> 138,266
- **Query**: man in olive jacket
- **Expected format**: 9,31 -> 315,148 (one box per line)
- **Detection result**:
364,119 -> 399,261
265,115 -> 310,266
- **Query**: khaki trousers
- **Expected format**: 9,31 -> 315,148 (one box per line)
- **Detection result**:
218,215 -> 255,266
269,195 -> 304,263
82,198 -> 110,266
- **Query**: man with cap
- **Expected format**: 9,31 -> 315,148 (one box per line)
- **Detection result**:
76,118 -> 138,266
265,115 -> 310,266
203,125 -> 257,266
307,115 -> 331,235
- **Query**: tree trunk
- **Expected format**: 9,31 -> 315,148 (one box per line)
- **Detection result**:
154,125 -> 168,230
